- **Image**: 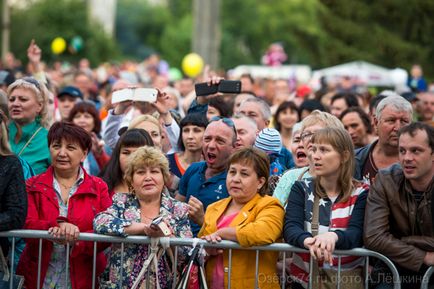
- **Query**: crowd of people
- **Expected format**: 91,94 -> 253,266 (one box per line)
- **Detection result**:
0,40 -> 433,289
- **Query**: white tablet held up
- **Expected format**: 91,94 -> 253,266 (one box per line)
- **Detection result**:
111,88 -> 158,104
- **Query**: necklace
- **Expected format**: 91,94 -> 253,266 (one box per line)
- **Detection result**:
58,179 -> 75,190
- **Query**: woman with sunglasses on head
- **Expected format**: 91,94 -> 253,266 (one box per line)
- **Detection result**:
284,127 -> 368,289
7,77 -> 51,174
167,113 -> 207,196
273,110 -> 345,207
101,128 -> 154,197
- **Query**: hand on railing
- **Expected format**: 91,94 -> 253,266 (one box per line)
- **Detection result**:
48,222 -> 80,245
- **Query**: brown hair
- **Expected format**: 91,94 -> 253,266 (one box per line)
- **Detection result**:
311,127 -> 355,203
227,147 -> 270,196
68,101 -> 101,134
48,121 -> 92,153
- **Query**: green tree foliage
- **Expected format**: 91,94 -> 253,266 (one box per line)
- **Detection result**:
3,0 -> 119,66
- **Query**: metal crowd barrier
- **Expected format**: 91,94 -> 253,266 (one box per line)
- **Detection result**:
0,230 -> 401,289
421,266 -> 434,289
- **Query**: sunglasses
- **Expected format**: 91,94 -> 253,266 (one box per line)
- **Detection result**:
22,77 -> 41,91
209,116 -> 237,138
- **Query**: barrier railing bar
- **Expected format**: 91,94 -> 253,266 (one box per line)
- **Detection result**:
421,266 -> 434,289
0,230 -> 402,289
37,238 -> 42,289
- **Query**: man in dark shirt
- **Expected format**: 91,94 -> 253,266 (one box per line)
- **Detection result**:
354,93 -> 413,184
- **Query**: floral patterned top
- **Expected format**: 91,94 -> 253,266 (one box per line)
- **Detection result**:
93,190 -> 192,289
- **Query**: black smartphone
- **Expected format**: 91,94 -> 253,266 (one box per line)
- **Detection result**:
195,82 -> 219,96
218,80 -> 242,94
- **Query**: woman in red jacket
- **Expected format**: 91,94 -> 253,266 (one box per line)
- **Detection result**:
17,121 -> 112,289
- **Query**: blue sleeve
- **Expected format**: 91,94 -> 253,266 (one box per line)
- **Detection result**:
283,181 -> 312,248
279,147 -> 295,170
334,190 -> 368,249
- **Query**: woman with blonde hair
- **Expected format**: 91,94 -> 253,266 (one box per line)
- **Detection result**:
94,146 -> 192,288
284,127 -> 368,289
7,77 -> 51,174
128,114 -> 163,149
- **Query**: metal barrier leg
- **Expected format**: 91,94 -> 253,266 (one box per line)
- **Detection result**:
119,242 -> 124,289
421,266 -> 434,289
228,248 -> 232,289
337,255 -> 342,289
255,250 -> 259,289
37,238 -> 42,289
173,246 -> 178,289
9,237 -> 16,289
92,241 -> 97,289
308,255 -> 314,289
66,242 -> 70,286
365,256 -> 369,289
281,251 -> 286,289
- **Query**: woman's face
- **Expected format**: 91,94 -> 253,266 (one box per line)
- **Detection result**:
8,88 -> 42,125
206,106 -> 220,121
132,166 -> 164,199
290,130 -> 309,168
300,123 -> 325,165
277,108 -> 298,130
136,121 -> 162,149
119,146 -> 140,174
226,161 -> 265,204
311,142 -> 343,178
72,112 -> 95,133
182,124 -> 205,152
50,138 -> 87,173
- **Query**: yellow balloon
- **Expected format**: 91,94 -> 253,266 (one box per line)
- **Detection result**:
182,53 -> 204,77
51,37 -> 67,55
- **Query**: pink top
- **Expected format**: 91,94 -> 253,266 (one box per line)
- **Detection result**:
212,211 -> 239,289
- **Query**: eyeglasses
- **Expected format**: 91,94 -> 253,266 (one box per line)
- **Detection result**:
209,116 -> 237,138
300,131 -> 315,142
22,77 -> 41,91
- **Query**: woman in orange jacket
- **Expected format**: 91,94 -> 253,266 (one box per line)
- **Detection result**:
199,147 -> 284,289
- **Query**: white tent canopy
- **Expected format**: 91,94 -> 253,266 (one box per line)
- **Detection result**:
311,61 -> 408,88
229,65 -> 312,83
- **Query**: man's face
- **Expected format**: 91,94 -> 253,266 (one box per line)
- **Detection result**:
74,75 -> 91,95
57,95 -> 77,120
342,112 -> 368,148
418,93 -> 434,121
202,120 -> 235,172
239,102 -> 268,130
399,130 -> 434,187
375,106 -> 411,148
330,98 -> 348,118
233,118 -> 258,149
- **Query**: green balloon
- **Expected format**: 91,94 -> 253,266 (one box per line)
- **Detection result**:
168,67 -> 182,81
71,36 -> 84,52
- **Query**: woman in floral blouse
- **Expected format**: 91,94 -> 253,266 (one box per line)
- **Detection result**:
94,146 -> 192,289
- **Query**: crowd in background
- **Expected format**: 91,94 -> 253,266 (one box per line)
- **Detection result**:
0,40 -> 433,289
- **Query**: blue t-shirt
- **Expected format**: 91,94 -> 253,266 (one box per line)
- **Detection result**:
179,161 -> 229,236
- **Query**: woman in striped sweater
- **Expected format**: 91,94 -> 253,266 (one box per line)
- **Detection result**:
284,127 -> 369,289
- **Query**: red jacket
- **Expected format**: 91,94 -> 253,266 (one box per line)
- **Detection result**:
17,166 -> 112,289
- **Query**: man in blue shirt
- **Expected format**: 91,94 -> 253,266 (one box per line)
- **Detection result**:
176,117 -> 236,235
